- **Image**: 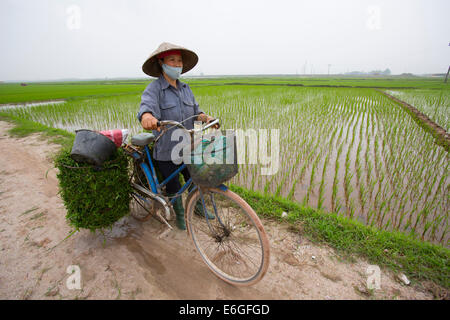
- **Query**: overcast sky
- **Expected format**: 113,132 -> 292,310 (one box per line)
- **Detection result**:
1,0 -> 449,81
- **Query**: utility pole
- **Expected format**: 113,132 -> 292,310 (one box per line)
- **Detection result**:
328,64 -> 332,76
445,43 -> 449,83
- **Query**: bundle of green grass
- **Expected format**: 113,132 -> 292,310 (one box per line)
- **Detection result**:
54,148 -> 132,232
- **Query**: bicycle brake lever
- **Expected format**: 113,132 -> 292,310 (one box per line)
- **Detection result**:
203,118 -> 220,131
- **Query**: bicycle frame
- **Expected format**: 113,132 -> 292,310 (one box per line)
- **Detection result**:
130,144 -> 194,205
129,142 -> 229,225
127,118 -> 228,226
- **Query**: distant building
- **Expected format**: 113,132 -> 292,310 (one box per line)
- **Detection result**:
20,83 -> 27,86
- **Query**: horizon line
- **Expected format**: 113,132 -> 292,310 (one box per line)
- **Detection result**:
0,72 -> 447,83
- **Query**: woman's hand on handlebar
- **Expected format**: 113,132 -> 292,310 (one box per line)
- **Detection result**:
143,114 -> 220,136
141,113 -> 160,132
198,113 -> 220,129
207,117 -> 220,129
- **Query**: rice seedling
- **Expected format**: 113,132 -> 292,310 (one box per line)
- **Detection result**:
389,89 -> 449,131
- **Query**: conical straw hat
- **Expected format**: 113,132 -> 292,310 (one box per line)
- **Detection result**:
142,42 -> 199,77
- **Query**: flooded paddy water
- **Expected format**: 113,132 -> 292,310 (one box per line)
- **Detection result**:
0,100 -> 66,109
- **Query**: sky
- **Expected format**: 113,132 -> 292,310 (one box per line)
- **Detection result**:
0,0 -> 449,81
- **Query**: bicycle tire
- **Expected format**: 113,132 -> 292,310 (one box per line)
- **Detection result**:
185,187 -> 270,286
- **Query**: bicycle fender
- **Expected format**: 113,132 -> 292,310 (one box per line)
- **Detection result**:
186,184 -> 228,202
185,184 -> 228,236
185,187 -> 198,212
217,184 -> 228,191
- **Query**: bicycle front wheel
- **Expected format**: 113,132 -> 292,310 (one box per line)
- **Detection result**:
185,187 -> 270,286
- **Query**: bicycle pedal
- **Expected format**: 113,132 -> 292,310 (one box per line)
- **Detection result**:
155,210 -> 173,230
157,226 -> 172,239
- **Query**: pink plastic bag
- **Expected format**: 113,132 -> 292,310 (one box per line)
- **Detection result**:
99,129 -> 129,148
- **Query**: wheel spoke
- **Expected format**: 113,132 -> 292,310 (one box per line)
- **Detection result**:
187,188 -> 269,285
129,164 -> 154,221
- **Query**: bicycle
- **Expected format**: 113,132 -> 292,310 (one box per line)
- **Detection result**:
121,118 -> 270,286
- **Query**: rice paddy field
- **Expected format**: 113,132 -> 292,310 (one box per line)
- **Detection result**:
1,76 -> 449,246
387,89 -> 449,131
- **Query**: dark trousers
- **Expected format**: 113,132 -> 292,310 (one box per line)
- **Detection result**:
154,160 -> 191,195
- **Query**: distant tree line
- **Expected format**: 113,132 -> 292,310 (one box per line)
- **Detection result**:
344,68 -> 391,75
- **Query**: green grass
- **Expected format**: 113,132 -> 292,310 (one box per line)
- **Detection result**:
188,75 -> 449,89
0,81 -> 147,104
377,90 -> 450,152
387,89 -> 450,131
229,184 -> 450,289
0,111 -> 75,148
1,76 -> 447,104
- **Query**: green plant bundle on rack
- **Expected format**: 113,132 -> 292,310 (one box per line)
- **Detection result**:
54,148 -> 132,232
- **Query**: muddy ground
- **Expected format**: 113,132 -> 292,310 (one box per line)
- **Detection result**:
0,120 -> 436,300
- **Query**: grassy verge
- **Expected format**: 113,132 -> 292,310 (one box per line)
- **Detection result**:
0,112 -> 75,148
1,113 -> 448,290
229,184 -> 450,289
376,90 -> 449,152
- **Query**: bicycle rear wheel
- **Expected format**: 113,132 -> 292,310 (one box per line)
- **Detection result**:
129,162 -> 154,221
185,187 -> 270,286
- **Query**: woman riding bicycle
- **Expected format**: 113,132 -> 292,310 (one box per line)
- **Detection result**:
138,42 -> 217,230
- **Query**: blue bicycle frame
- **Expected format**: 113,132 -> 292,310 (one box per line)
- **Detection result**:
130,144 -> 194,205
128,140 -> 229,230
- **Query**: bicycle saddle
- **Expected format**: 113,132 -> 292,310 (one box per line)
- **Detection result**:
131,132 -> 155,146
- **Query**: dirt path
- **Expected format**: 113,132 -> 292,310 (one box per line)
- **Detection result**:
0,120 -> 434,300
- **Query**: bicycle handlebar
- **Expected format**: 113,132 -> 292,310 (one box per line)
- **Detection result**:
154,118 -> 220,144
157,118 -> 220,134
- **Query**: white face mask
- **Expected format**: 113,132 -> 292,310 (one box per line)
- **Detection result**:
162,63 -> 182,80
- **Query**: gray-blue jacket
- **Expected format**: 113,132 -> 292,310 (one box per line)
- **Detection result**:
137,75 -> 203,161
